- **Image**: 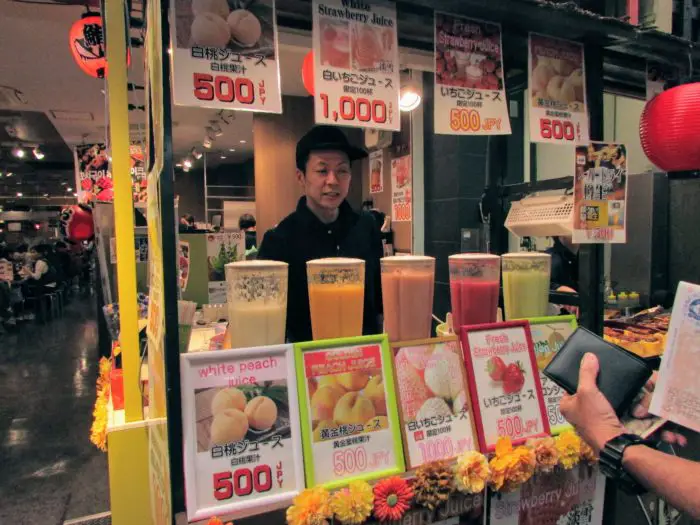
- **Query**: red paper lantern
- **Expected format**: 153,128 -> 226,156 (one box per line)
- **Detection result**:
640,82 -> 700,172
302,51 -> 315,96
69,14 -> 107,78
59,204 -> 94,243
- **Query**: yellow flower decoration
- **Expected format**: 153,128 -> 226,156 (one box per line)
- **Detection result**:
287,486 -> 332,525
555,430 -> 582,470
330,481 -> 374,525
527,437 -> 559,473
495,436 -> 513,457
506,446 -> 536,488
207,518 -> 232,525
488,454 -> 510,491
580,438 -> 598,465
90,357 -> 112,452
454,451 -> 490,494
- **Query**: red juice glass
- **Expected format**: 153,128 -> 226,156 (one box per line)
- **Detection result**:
448,254 -> 501,330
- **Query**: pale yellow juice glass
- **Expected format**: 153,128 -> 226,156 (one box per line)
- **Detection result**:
502,252 -> 552,320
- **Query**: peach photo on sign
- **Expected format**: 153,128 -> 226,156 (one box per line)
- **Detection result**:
319,18 -> 350,68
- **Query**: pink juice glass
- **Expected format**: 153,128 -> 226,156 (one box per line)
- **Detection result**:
448,254 -> 501,329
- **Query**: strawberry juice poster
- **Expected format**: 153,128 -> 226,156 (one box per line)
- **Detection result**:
391,154 -> 411,222
460,321 -> 549,452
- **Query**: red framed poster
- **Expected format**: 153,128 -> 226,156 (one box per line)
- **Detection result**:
459,321 -> 549,452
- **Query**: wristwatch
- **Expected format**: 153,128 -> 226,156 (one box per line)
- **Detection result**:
599,433 -> 655,494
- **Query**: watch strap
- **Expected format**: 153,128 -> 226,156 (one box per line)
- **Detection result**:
599,433 -> 655,494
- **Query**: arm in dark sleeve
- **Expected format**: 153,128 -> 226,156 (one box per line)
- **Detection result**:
257,228 -> 286,262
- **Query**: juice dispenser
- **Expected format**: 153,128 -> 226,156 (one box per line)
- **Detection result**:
449,254 -> 501,329
502,252 -> 552,320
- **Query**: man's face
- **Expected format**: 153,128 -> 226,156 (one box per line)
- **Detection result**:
297,150 -> 351,212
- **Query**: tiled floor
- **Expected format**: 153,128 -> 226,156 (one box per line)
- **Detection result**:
0,298 -> 109,525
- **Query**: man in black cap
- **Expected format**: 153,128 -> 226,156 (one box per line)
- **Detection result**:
257,125 -> 383,342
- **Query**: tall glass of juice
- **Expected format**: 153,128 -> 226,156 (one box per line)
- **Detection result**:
225,260 -> 288,348
448,254 -> 500,329
307,258 -> 365,340
502,252 -> 551,320
381,255 -> 435,342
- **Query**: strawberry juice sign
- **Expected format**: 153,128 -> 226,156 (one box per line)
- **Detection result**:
460,321 -> 549,452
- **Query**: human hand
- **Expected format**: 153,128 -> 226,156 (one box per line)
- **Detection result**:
559,353 -> 625,453
631,372 -> 688,447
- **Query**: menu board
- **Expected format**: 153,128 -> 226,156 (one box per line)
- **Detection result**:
434,12 -> 511,135
573,142 -> 628,243
180,345 -> 304,522
392,337 -> 478,469
528,33 -> 588,144
311,0 -> 400,131
170,0 -> 282,112
391,155 -> 412,222
295,335 -> 405,488
526,316 -> 577,434
206,232 -> 245,303
460,322 -> 549,452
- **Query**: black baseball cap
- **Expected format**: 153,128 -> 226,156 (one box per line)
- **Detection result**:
296,125 -> 368,171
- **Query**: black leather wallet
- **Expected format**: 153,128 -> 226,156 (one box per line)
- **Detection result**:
543,326 -> 652,415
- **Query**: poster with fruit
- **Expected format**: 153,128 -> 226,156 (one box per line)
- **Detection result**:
207,232 -> 245,303
170,0 -> 282,112
180,344 -> 304,522
528,33 -> 588,145
130,143 -> 147,203
391,155 -> 411,223
312,0 -> 400,131
369,149 -> 384,194
460,321 -> 549,452
434,12 -> 511,136
391,337 -> 479,469
527,316 -> 577,434
295,335 -> 405,488
74,143 -> 113,204
573,142 -> 628,244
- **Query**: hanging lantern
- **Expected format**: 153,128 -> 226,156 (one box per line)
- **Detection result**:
59,204 -> 95,243
640,82 -> 700,172
302,51 -> 315,96
69,13 -> 107,78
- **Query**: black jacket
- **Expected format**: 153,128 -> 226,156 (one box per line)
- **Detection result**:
258,197 -> 383,342
546,238 -> 578,290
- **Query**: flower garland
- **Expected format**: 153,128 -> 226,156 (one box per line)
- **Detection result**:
206,518 -> 233,525
89,357 -> 111,452
454,451 -> 490,494
373,476 -> 413,522
287,486 -> 332,525
555,430 -> 582,470
413,460 -> 455,510
488,437 -> 537,492
330,481 -> 374,524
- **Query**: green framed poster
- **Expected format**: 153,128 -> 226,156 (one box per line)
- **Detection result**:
525,315 -> 577,434
294,335 -> 405,489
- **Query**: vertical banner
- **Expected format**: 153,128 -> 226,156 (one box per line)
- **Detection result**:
369,149 -> 384,193
170,0 -> 282,112
207,231 -> 245,303
130,143 -> 147,203
312,0 -> 400,131
528,34 -> 588,144
434,13 -> 511,135
391,154 -> 411,223
573,143 -> 628,243
74,144 -> 113,203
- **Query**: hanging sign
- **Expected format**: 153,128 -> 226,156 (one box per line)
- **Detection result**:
170,0 -> 282,112
434,13 -> 511,135
391,337 -> 479,469
295,335 -> 405,489
391,154 -> 411,222
573,142 -> 628,243
130,144 -> 147,203
74,144 -> 113,203
311,0 -> 400,131
369,149 -> 384,194
459,321 -> 549,452
181,345 -> 305,522
207,232 -> 245,303
528,33 -> 588,144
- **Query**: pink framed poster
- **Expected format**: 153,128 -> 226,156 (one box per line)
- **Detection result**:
460,321 -> 549,452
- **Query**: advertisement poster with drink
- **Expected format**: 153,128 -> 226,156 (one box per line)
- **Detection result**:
460,321 -> 549,452
311,0 -> 400,131
528,33 -> 588,145
74,143 -> 113,203
434,13 -> 511,135
489,464 -> 606,525
369,149 -> 384,193
170,0 -> 282,112
207,232 -> 245,303
130,143 -> 147,203
180,345 -> 304,521
573,142 -> 628,243
526,316 -> 577,434
295,336 -> 405,488
391,338 -> 478,469
391,154 -> 412,222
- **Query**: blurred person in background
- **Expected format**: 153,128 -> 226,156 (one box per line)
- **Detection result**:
54,241 -> 75,283
0,246 -> 16,330
238,213 -> 257,251
20,244 -> 58,294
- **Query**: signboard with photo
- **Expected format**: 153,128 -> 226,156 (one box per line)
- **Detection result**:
181,345 -> 304,521
311,0 -> 400,131
460,321 -> 549,452
528,33 -> 588,145
131,143 -> 147,203
170,0 -> 282,112
434,13 -> 511,135
391,154 -> 411,222
295,335 -> 405,488
74,143 -> 113,203
207,231 -> 245,303
369,149 -> 384,194
573,142 -> 628,243
391,337 -> 479,469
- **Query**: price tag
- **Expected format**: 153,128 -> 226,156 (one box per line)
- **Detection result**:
312,0 -> 400,131
459,322 -> 549,452
391,155 -> 411,223
170,0 -> 282,112
180,345 -> 304,522
528,33 -> 588,144
295,335 -> 405,488
434,13 -> 511,136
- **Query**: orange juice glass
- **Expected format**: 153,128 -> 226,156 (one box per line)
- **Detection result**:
307,258 -> 365,340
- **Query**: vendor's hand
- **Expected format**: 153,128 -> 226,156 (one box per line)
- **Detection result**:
631,372 -> 688,447
560,353 -> 625,453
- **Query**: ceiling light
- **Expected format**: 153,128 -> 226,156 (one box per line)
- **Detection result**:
61,181 -> 67,185
6,172 -> 12,177
16,192 -> 22,197
73,193 -> 78,197
183,158 -> 193,169
183,165 -> 190,173
33,147 -> 45,160
220,155 -> 226,159
43,193 -> 49,198
229,148 -> 236,152
175,163 -> 182,168
399,81 -> 422,112
67,187 -> 73,192
108,156 -> 112,162
12,146 -> 25,158
239,140 -> 246,144
203,137 -> 213,149
208,122 -> 223,137
191,147 -> 203,160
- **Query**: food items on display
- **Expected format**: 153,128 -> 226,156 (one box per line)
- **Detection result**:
604,310 -> 669,358
486,356 -> 506,381
502,362 -> 525,394
211,387 -> 247,414
310,384 -> 345,422
531,56 -> 584,107
210,407 -> 249,445
333,391 -> 376,426
228,9 -> 262,47
424,350 -> 464,399
244,395 -> 278,430
191,12 -> 231,48
188,0 -> 262,50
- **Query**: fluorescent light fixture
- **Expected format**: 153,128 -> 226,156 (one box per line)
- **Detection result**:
33,147 -> 45,160
229,148 -> 236,152
220,155 -> 226,159
43,193 -> 49,198
67,187 -> 73,192
399,80 -> 422,112
239,140 -> 246,144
